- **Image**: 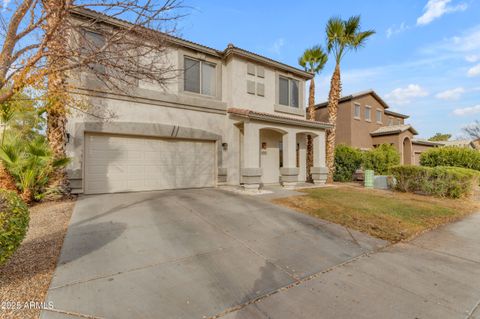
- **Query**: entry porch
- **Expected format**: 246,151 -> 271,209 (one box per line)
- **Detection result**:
228,108 -> 332,191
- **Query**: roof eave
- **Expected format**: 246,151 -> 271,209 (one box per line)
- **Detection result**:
223,47 -> 313,79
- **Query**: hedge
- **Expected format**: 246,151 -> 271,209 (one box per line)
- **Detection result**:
334,144 -> 363,182
363,144 -> 400,175
420,147 -> 480,171
0,189 -> 29,265
390,165 -> 479,198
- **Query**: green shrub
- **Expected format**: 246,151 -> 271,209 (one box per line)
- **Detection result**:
0,134 -> 70,203
390,165 -> 479,198
0,189 -> 29,265
334,144 -> 363,182
363,144 -> 400,175
420,147 -> 480,171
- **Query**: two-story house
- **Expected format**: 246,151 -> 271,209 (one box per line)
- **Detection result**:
65,8 -> 332,194
315,90 -> 436,165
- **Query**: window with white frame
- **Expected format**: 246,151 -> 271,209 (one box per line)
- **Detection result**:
279,76 -> 299,108
376,109 -> 382,123
388,117 -> 393,126
184,57 -> 216,96
365,106 -> 371,121
354,103 -> 361,119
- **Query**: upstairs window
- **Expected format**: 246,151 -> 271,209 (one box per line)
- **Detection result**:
376,109 -> 382,123
279,76 -> 299,108
354,103 -> 361,119
83,30 -> 106,73
388,117 -> 393,126
365,106 -> 371,121
184,57 -> 216,96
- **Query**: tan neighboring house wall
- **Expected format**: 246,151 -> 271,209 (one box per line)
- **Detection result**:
314,90 -> 434,165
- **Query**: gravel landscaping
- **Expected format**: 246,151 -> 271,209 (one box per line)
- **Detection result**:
0,199 -> 75,319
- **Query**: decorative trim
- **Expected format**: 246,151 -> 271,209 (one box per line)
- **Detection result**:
228,108 -> 333,130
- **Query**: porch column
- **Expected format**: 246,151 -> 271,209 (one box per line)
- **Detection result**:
280,131 -> 299,189
242,121 -> 262,191
312,131 -> 328,184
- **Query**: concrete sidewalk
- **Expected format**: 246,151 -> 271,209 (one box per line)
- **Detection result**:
220,213 -> 480,319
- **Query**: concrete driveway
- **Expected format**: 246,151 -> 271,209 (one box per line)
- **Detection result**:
41,188 -> 386,319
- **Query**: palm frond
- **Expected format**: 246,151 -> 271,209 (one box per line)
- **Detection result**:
326,17 -> 344,52
52,157 -> 70,168
352,30 -> 376,49
299,45 -> 328,75
344,15 -> 361,37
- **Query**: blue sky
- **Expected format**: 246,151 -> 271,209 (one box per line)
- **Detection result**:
181,0 -> 480,139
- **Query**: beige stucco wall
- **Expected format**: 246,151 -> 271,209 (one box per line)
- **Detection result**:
412,143 -> 436,165
67,31 -> 325,192
315,94 -> 406,150
224,56 -> 306,119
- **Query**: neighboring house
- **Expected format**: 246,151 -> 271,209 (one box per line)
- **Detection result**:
315,90 -> 438,165
66,8 -> 332,195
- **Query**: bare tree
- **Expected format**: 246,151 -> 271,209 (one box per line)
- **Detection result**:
464,120 -> 480,140
0,0 -> 184,192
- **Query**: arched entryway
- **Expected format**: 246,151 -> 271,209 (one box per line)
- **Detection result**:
259,127 -> 287,184
403,137 -> 412,165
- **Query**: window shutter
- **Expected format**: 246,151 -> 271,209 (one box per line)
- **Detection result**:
247,80 -> 256,94
257,66 -> 265,78
247,63 -> 256,75
256,83 -> 265,96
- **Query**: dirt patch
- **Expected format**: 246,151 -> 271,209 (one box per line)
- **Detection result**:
0,199 -> 75,319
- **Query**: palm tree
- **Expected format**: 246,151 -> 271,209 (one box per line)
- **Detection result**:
0,101 -> 18,192
298,46 -> 328,182
325,16 -> 375,183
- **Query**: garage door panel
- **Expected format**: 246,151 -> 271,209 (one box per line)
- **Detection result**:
85,134 -> 215,194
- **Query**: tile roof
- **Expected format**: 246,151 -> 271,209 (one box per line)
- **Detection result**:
227,108 -> 333,129
370,124 -> 418,136
69,7 -> 312,79
315,90 -> 391,110
411,139 -> 443,146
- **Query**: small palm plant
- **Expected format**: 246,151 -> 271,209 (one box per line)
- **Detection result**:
0,134 -> 70,203
325,16 -> 375,183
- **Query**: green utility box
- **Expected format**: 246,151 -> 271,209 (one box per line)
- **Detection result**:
364,170 -> 374,188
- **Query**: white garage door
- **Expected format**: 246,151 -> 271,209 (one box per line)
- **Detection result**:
84,134 -> 215,194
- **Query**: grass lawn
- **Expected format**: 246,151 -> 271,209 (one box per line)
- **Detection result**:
273,185 -> 479,242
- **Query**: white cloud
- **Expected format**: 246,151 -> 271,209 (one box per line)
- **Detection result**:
385,84 -> 429,105
466,55 -> 480,62
386,22 -> 409,38
269,38 -> 285,55
435,87 -> 465,100
453,105 -> 480,116
417,0 -> 468,26
467,63 -> 480,77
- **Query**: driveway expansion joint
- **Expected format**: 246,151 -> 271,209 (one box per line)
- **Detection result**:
49,245 -> 237,290
174,199 -> 302,282
467,298 -> 480,319
210,242 -> 394,319
407,242 -> 480,265
43,308 -> 104,319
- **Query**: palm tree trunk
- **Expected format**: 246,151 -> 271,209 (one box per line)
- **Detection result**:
44,0 -> 70,194
306,78 -> 316,182
326,64 -> 342,183
0,164 -> 18,193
